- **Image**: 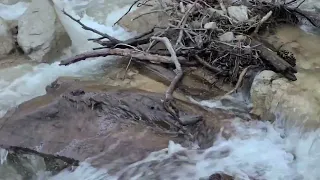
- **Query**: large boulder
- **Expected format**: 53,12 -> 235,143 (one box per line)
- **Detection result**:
250,70 -> 320,127
0,17 -> 14,58
0,77 -> 235,175
17,0 -> 71,62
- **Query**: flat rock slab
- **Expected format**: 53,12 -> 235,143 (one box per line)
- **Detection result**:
0,78 -> 236,174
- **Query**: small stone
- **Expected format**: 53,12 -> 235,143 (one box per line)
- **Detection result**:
235,35 -> 246,41
204,22 -> 217,30
227,5 -> 248,22
219,32 -> 235,42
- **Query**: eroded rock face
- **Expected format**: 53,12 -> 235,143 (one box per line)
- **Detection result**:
17,0 -> 71,62
0,77 -> 235,174
0,17 -> 14,58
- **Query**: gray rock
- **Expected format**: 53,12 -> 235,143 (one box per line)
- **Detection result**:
0,17 -> 14,58
219,32 -> 235,42
17,0 -> 71,62
227,5 -> 248,22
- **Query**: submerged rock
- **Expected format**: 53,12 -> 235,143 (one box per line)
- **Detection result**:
17,0 -> 71,62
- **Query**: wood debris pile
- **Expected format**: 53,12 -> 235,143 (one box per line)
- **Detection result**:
59,0 -> 317,125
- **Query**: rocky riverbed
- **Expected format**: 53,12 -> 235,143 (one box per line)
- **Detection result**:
0,0 -> 319,179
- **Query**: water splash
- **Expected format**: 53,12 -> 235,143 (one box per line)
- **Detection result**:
0,2 -> 29,20
0,149 -> 8,165
0,1 -> 134,117
47,117 -> 320,180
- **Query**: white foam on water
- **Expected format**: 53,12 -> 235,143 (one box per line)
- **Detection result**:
0,149 -> 8,165
47,116 -> 320,180
47,162 -> 115,180
0,2 -> 29,20
53,0 -> 136,53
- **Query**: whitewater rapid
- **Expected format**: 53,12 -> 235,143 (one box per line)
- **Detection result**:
0,0 -> 134,117
0,0 -> 319,180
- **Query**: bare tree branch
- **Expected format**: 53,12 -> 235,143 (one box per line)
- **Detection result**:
63,10 -> 121,44
59,48 -> 188,66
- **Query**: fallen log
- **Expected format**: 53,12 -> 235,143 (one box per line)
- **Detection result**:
59,48 -> 188,66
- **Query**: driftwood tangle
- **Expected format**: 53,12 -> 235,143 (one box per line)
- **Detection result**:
59,0 -> 316,125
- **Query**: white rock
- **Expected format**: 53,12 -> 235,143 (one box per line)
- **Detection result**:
250,70 -> 279,117
204,22 -> 217,30
0,17 -> 14,58
227,5 -> 248,22
17,0 -> 70,62
235,35 -> 246,41
219,32 -> 235,42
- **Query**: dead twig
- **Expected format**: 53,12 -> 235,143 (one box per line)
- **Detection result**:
114,0 -> 140,25
194,55 -> 225,75
151,36 -> 201,125
225,65 -> 252,95
175,0 -> 198,48
123,57 -> 133,79
63,10 -> 121,44
132,8 -> 173,21
253,11 -> 273,34
151,36 -> 182,100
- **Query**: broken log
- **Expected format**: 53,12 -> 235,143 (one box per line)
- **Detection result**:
251,39 -> 297,81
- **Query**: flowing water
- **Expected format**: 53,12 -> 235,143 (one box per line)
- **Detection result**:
0,0 -> 320,179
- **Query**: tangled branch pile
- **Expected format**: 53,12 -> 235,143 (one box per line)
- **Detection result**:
59,0 -> 317,125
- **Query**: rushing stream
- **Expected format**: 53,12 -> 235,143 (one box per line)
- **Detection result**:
0,0 -> 320,179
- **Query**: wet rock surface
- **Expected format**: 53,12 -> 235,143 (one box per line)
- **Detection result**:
0,78 -> 236,174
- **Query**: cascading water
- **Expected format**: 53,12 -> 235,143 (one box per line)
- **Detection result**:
0,0 -> 320,180
0,0 -> 134,117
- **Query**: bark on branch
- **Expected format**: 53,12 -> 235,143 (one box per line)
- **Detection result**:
59,48 -> 188,66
